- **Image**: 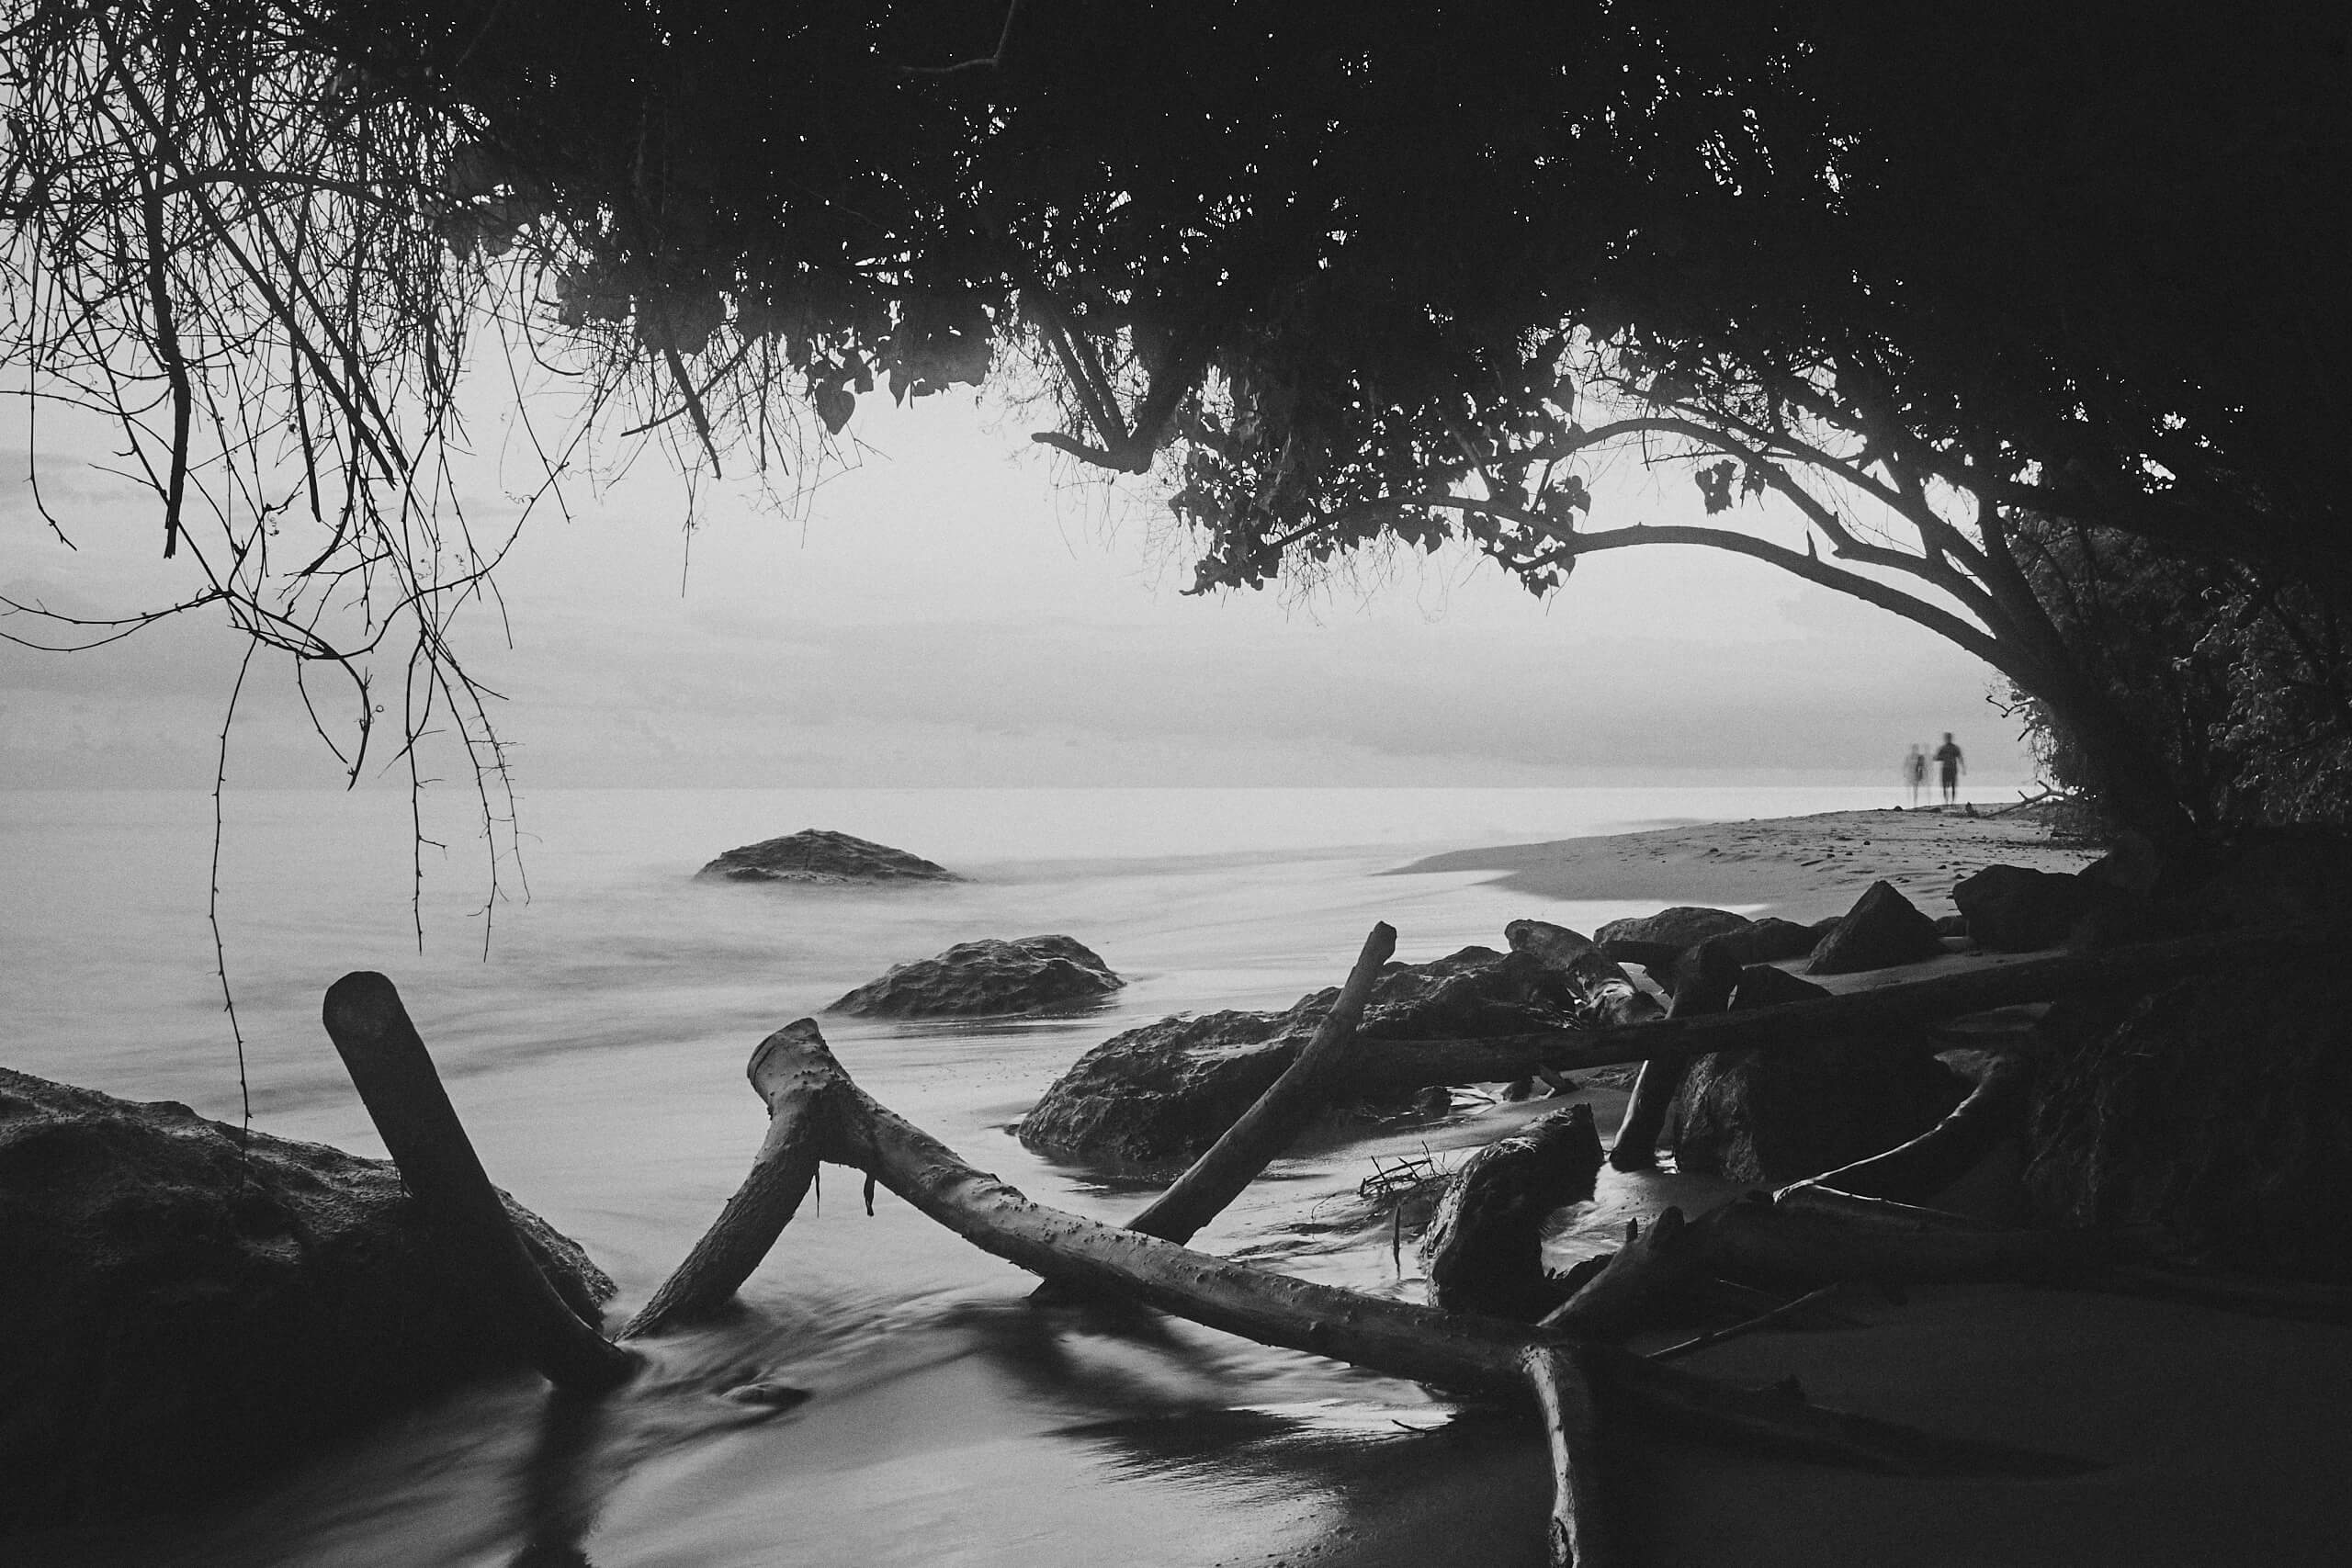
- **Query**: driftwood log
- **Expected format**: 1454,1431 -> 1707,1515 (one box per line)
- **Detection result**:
650,1015 -> 2087,1479
1125,922 -> 1396,1245
320,973 -> 639,1392
1343,925 -> 2339,1094
1606,937 -> 1740,1171
1422,1102 -> 1606,1318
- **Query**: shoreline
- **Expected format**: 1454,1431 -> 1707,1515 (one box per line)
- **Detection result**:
1390,802 -> 2098,920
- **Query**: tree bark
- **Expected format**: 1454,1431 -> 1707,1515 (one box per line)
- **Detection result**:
1125,923 -> 1396,1245
321,972 -> 638,1392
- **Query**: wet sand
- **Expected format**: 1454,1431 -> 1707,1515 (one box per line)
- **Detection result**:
1329,805 -> 2352,1567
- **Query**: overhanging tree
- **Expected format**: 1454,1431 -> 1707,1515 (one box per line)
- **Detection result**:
6,1 -> 2346,845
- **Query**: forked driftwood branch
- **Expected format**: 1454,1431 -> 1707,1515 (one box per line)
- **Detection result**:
322,947 -> 2122,1568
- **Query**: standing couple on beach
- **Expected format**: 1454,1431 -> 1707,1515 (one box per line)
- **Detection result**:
1905,734 -> 1965,806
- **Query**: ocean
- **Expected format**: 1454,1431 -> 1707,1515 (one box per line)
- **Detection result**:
5,784 -> 1904,1566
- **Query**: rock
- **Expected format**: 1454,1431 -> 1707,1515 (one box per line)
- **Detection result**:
1951,863 -> 2096,952
1805,880 -> 1945,975
695,829 -> 961,885
1593,906 -> 1753,951
1934,913 -> 1969,938
1018,946 -> 1584,1170
1668,1028 -> 1966,1186
1728,964 -> 1832,1010
0,1068 -> 613,1534
1722,917 -> 1823,965
2025,968 -> 2352,1282
830,935 -> 1124,1018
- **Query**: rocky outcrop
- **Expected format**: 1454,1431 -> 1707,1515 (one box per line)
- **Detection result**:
1806,880 -> 1947,975
1018,946 -> 1585,1170
695,829 -> 961,885
830,935 -> 1124,1018
2026,969 -> 2352,1282
1600,910 -> 1816,988
0,1067 -> 613,1533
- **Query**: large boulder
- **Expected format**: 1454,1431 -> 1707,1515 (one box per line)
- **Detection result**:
1668,969 -> 1967,1185
2025,969 -> 2352,1282
1951,863 -> 2097,952
1593,906 -> 1753,952
0,1068 -> 614,1534
1805,880 -> 1946,975
830,935 -> 1124,1018
696,829 -> 961,885
1018,946 -> 1584,1170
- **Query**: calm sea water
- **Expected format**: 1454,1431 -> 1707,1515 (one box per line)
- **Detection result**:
4,784 -> 1898,1567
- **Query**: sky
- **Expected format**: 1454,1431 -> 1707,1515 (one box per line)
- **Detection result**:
1,383 -> 2035,794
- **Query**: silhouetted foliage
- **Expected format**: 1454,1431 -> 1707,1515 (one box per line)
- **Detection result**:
6,1 -> 2346,840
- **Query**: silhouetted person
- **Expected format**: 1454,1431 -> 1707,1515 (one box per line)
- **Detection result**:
1934,732 -> 1964,805
1904,744 -> 1928,807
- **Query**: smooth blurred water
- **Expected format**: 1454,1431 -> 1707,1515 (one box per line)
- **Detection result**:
3,784 -> 1890,1567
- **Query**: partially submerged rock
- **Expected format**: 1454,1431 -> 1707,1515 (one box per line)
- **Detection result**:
831,935 -> 1124,1018
695,829 -> 961,885
1806,880 -> 1946,975
1019,946 -> 1584,1169
0,1068 -> 613,1533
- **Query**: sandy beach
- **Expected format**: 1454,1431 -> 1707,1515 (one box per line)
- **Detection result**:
1395,802 -> 2098,920
1317,804 -> 2352,1568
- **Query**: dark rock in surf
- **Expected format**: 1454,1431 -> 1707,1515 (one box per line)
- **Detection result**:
695,828 -> 962,885
0,1066 -> 613,1534
1018,946 -> 1584,1170
1422,1103 -> 1605,1320
1727,964 -> 1832,1011
1805,880 -> 1946,975
1722,916 -> 1822,965
830,935 -> 1125,1018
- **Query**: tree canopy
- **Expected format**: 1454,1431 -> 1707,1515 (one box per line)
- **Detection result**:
6,1 -> 2346,836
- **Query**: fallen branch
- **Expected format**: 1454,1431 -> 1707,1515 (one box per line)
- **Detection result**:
719,1017 -> 2092,1477
620,1020 -> 841,1339
1523,1343 -> 1613,1568
1651,1284 -> 1845,1362
1345,925 -> 2334,1093
1126,922 -> 1396,1245
1779,1051 -> 2035,1208
321,973 -> 638,1392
